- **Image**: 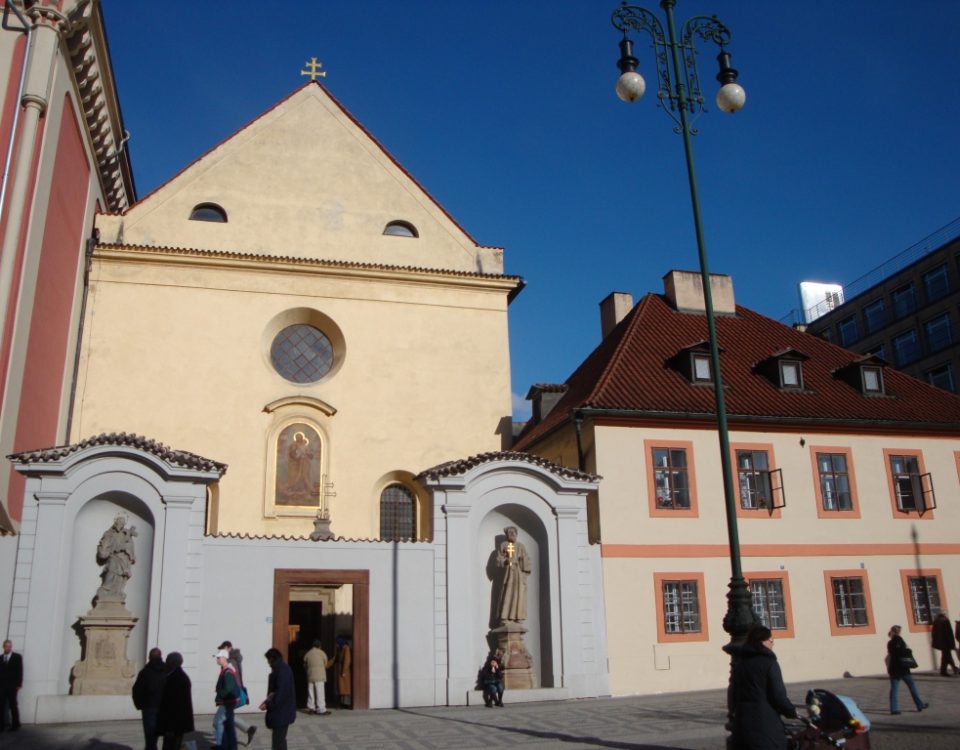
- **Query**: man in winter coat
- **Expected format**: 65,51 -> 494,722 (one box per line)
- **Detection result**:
931,612 -> 957,675
157,652 -> 194,750
303,640 -> 333,715
259,648 -> 296,750
729,624 -> 798,750
132,648 -> 167,750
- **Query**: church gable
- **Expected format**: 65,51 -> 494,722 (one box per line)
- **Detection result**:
96,84 -> 499,273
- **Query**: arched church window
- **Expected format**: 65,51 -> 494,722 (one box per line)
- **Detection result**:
383,220 -> 418,238
270,324 -> 334,383
379,484 -> 415,540
274,423 -> 322,506
189,203 -> 228,222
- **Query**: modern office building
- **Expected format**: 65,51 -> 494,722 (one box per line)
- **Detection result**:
799,218 -> 960,393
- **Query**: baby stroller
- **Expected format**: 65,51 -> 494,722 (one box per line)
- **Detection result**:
787,689 -> 871,749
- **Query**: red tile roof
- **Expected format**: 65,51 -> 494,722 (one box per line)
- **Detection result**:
515,293 -> 960,448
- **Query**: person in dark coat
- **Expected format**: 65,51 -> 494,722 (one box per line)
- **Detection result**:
729,624 -> 797,750
887,625 -> 928,714
0,640 -> 23,732
157,652 -> 194,750
259,648 -> 296,750
132,648 -> 167,750
931,612 -> 957,676
480,654 -> 504,707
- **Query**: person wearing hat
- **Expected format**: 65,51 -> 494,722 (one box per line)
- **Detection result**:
214,649 -> 240,750
214,641 -> 256,746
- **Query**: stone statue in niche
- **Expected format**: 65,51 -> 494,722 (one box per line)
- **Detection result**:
96,513 -> 137,603
488,525 -> 537,689
72,511 -> 139,695
275,423 -> 322,506
496,526 -> 531,623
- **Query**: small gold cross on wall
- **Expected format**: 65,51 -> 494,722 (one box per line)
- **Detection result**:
301,57 -> 327,81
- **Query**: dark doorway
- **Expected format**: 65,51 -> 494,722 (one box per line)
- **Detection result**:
289,600 -> 323,708
273,569 -> 369,710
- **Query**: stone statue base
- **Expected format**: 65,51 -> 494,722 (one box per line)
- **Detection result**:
309,511 -> 334,541
71,600 -> 138,695
492,622 -> 537,689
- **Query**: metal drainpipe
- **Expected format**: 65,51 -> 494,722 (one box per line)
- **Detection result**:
0,6 -> 64,364
574,411 -> 586,472
0,1 -> 31,235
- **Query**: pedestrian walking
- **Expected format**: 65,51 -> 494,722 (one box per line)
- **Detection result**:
303,640 -> 333,715
729,624 -> 798,750
157,652 -> 194,750
215,649 -> 241,750
214,641 -> 256,745
887,625 -> 928,714
259,648 -> 296,750
0,639 -> 23,732
132,647 -> 167,750
931,612 -> 958,676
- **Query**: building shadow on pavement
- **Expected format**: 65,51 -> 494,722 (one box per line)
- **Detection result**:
399,709 -> 703,750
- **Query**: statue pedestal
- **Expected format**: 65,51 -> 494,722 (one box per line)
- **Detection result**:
492,622 -> 537,689
309,510 -> 334,541
71,600 -> 138,695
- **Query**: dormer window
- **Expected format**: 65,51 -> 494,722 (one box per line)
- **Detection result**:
861,365 -> 884,395
692,353 -> 712,382
754,348 -> 808,392
670,341 -> 720,385
383,220 -> 418,238
834,355 -> 887,396
779,360 -> 803,389
189,203 -> 227,222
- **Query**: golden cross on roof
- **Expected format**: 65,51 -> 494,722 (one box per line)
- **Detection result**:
300,57 -> 327,81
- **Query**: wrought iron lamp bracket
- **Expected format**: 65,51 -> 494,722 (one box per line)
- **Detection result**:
612,5 -> 679,127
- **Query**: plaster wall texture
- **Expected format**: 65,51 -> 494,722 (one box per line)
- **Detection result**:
95,86 -> 502,273
198,537 -> 437,710
71,255 -> 513,537
591,423 -> 960,696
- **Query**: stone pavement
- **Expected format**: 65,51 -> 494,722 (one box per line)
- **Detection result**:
1,672 -> 957,749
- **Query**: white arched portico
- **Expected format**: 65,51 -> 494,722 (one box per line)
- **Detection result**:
418,452 -> 609,705
7,433 -> 225,723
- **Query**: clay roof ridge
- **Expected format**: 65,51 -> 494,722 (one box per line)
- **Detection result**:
8,432 -> 227,474
206,532 -> 432,543
586,294 -> 653,406
417,450 -> 599,482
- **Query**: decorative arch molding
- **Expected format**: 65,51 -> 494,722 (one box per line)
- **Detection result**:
7,434 -> 225,720
263,395 -> 337,417
416,451 -> 608,704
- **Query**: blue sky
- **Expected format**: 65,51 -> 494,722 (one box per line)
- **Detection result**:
102,1 -> 960,419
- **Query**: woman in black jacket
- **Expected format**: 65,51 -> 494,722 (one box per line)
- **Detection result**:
887,625 -> 928,714
730,624 -> 797,750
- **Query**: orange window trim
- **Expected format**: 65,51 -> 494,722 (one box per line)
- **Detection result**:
882,448 -> 934,520
601,542 -> 960,558
823,569 -> 876,636
809,445 -> 861,519
730,442 -> 781,519
899,568 -> 947,634
645,439 -> 698,518
745,570 -> 795,638
654,571 -> 709,643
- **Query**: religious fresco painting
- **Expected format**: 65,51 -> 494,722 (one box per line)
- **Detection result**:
275,423 -> 322,506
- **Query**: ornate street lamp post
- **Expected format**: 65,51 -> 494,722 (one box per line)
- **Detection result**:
610,0 -> 754,730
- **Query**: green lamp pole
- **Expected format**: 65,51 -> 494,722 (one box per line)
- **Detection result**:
610,0 -> 755,723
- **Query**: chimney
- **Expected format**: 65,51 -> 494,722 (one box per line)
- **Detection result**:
525,384 -> 567,424
600,291 -> 634,338
663,270 -> 735,315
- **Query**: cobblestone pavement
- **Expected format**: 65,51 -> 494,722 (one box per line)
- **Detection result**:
1,673 -> 957,749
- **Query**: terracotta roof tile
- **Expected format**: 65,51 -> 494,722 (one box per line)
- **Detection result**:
417,451 -> 599,482
8,432 -> 227,475
515,294 -> 960,448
